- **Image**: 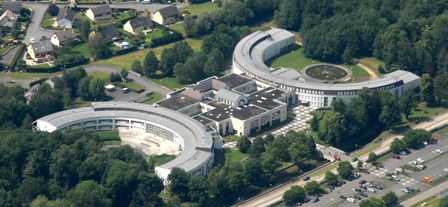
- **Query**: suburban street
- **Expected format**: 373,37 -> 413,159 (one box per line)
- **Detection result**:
22,3 -> 59,44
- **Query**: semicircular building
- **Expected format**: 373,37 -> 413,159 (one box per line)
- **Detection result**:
233,28 -> 421,107
33,102 -> 216,183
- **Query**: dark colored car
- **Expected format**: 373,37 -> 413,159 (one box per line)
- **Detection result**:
312,198 -> 319,203
392,154 -> 401,159
354,188 -> 362,192
360,192 -> 368,197
359,180 -> 367,184
356,195 -> 362,200
340,195 -> 347,199
351,157 -> 358,162
374,185 -> 382,190
303,176 -> 310,181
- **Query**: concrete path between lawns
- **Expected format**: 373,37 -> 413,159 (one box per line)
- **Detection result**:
357,63 -> 379,79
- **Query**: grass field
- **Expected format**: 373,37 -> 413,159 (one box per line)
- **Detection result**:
185,38 -> 203,52
0,45 -> 14,56
309,164 -> 337,177
357,57 -> 384,76
344,64 -> 370,78
142,92 -> 163,105
410,196 -> 442,207
3,83 -> 17,87
169,23 -> 186,37
269,46 -> 321,71
179,2 -> 221,16
72,43 -> 92,58
10,72 -> 57,79
147,76 -> 186,90
88,71 -> 111,82
224,148 -> 248,164
398,102 -> 448,127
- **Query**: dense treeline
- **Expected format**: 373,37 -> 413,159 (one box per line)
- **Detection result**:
313,89 -> 407,150
0,129 -> 163,207
274,0 -> 448,79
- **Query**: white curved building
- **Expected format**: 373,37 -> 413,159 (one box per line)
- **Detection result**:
233,28 -> 421,107
33,102 -> 215,183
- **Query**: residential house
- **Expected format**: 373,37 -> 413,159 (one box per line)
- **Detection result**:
53,7 -> 76,28
0,10 -> 17,28
27,40 -> 54,63
86,5 -> 112,21
45,76 -> 59,89
24,83 -> 42,104
123,16 -> 154,34
150,5 -> 179,25
99,24 -> 119,41
50,29 -> 76,47
2,1 -> 22,16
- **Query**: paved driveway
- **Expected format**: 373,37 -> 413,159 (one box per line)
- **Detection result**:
23,3 -> 59,44
0,46 -> 20,65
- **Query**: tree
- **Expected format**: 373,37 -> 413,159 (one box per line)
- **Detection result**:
265,133 -> 275,145
337,161 -> 354,179
282,185 -> 306,205
87,32 -> 110,59
76,19 -> 91,42
366,152 -> 378,163
249,136 -> 265,157
261,152 -> 278,176
357,160 -> 364,169
160,48 -> 178,76
78,76 -> 105,101
66,181 -> 112,207
29,90 -> 64,119
143,51 -> 159,76
310,114 -> 319,131
131,60 -> 143,74
440,196 -> 448,207
104,160 -> 140,207
203,57 -> 221,77
304,181 -> 320,196
48,3 -> 59,16
222,162 -> 246,192
16,178 -> 48,204
399,91 -> 415,119
188,176 -> 208,205
110,72 -> 121,83
382,191 -> 398,207
359,197 -> 385,207
120,69 -> 128,81
390,138 -> 407,153
288,143 -> 310,164
435,72 -> 448,102
420,73 -> 435,105
237,136 -> 251,153
168,167 -> 190,201
324,171 -> 338,187
379,92 -> 401,129
403,129 -> 431,149
274,0 -> 301,30
325,112 -> 348,146
243,158 -> 263,184
17,60 -> 28,71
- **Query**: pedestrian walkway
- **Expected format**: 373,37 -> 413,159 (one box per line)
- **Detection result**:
222,105 -> 317,148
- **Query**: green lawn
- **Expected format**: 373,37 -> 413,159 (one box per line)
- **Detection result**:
169,23 -> 186,37
142,92 -> 163,105
352,142 -> 381,158
410,195 -> 443,207
269,46 -> 321,71
357,57 -> 384,76
10,72 -> 57,79
88,71 -> 111,83
344,64 -> 370,78
102,140 -> 122,145
0,45 -> 14,56
3,83 -> 17,88
72,43 -> 92,58
179,2 -> 221,16
185,38 -> 202,52
145,28 -> 164,43
223,135 -> 241,143
224,148 -> 248,164
398,102 -> 448,127
147,76 -> 186,90
308,164 -> 337,177
66,98 -> 91,109
41,12 -> 56,29
121,81 -> 145,93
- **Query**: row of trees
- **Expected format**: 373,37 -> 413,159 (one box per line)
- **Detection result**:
390,129 -> 432,153
359,192 -> 398,207
312,88 -> 410,150
282,181 -> 323,205
0,129 -> 164,207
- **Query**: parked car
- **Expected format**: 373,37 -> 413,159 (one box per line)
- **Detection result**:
30,37 -> 35,43
430,137 -> 438,143
423,177 -> 432,183
417,158 -> 424,163
373,185 -> 382,190
351,157 -> 358,162
409,160 -> 417,165
423,141 -> 428,145
435,149 -> 443,154
392,154 -> 401,159
303,176 -> 310,181
360,192 -> 368,197
359,180 -> 367,184
312,197 -> 319,203
401,188 -> 411,193
122,88 -> 130,93
395,168 -> 404,173
416,165 -> 427,170
444,168 -> 448,172
353,188 -> 362,192
340,195 -> 347,199
347,198 -> 356,203
356,195 -> 362,200
367,188 -> 376,193
399,151 -> 408,155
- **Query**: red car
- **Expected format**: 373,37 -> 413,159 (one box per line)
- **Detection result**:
359,180 -> 367,184
431,137 -> 438,143
392,155 -> 400,159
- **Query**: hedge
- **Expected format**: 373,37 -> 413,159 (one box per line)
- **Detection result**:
9,44 -> 26,69
29,77 -> 49,88
150,29 -> 183,48
26,58 -> 89,73
113,46 -> 138,56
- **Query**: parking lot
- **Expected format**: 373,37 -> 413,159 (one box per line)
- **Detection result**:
105,86 -> 146,102
299,132 -> 448,207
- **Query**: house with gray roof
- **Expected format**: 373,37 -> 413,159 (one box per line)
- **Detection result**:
123,16 -> 154,34
100,24 -> 119,41
27,40 -> 54,62
86,5 -> 112,21
50,29 -> 76,47
0,10 -> 17,28
53,7 -> 76,28
150,5 -> 179,25
2,1 -> 22,16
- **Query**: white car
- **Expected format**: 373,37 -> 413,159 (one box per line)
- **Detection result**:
423,141 -> 428,145
435,149 -> 443,154
367,188 -> 376,193
395,168 -> 404,173
399,151 -> 408,155
416,165 -> 426,170
347,198 -> 356,203
444,168 -> 448,172
409,161 -> 417,165
417,158 -> 424,163
401,188 -> 410,193
30,37 -> 35,43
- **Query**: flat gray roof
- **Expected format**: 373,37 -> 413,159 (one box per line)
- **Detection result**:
233,28 -> 421,92
36,102 -> 213,173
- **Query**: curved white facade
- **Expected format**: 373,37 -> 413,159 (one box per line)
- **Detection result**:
233,28 -> 421,107
34,102 -> 214,183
